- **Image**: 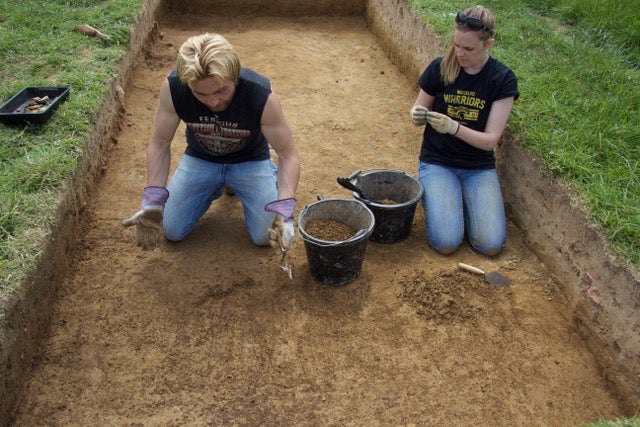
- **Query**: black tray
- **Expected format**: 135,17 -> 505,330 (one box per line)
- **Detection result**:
0,86 -> 70,124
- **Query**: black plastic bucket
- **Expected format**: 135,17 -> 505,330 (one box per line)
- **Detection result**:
350,169 -> 424,243
298,198 -> 375,286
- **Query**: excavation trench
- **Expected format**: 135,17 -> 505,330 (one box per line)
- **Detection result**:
2,0 -> 639,425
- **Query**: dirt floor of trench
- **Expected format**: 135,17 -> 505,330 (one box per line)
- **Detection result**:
8,11 -> 631,427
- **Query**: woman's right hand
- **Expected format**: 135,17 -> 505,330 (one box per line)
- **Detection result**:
410,105 -> 429,126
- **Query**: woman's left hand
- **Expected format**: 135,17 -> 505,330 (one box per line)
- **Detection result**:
426,111 -> 460,135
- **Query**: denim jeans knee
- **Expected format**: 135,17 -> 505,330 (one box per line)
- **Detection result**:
226,160 -> 278,245
418,162 -> 505,256
419,162 -> 464,254
162,155 -> 278,244
163,155 -> 224,241
462,168 -> 506,255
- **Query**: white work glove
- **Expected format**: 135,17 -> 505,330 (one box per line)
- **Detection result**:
426,111 -> 460,135
265,198 -> 296,251
410,105 -> 429,126
268,216 -> 295,251
122,206 -> 164,250
122,186 -> 169,250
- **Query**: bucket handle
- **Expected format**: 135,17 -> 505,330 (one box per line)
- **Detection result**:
300,228 -> 370,247
352,168 -> 414,178
347,169 -> 363,180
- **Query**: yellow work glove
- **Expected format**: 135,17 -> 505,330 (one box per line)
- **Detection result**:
426,111 -> 460,135
410,105 -> 429,126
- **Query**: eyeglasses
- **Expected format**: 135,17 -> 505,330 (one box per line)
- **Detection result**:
455,11 -> 488,32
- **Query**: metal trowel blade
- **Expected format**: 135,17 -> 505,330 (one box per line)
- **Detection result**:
485,270 -> 511,287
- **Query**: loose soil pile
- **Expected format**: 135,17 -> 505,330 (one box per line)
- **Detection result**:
6,5 -> 637,426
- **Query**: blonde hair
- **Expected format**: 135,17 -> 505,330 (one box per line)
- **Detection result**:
441,5 -> 496,85
176,33 -> 241,87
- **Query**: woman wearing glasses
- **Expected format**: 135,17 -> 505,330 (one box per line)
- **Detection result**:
410,5 -> 519,256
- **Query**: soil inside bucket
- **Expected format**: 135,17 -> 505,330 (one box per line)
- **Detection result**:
304,219 -> 357,241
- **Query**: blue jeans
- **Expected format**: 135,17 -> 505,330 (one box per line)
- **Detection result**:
418,162 -> 506,256
163,154 -> 278,245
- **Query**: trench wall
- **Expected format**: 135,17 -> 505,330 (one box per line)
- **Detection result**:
1,0 -> 638,423
155,0 -> 365,16
0,0 -> 162,424
498,138 -> 640,410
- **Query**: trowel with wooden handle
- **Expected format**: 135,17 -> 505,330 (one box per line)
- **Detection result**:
458,262 -> 511,287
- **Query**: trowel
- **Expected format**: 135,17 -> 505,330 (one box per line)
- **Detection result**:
458,262 -> 511,287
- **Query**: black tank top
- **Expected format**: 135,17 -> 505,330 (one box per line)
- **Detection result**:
168,67 -> 272,163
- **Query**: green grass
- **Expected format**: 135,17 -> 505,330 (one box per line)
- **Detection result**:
0,0 -> 141,294
525,0 -> 640,67
583,417 -> 640,427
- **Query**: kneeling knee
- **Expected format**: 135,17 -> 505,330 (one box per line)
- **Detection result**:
163,225 -> 190,242
474,245 -> 503,257
470,237 -> 504,257
427,238 -> 461,255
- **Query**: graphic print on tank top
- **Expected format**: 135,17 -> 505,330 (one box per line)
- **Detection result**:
186,116 -> 252,156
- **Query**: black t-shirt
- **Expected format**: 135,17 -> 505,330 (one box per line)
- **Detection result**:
168,67 -> 272,163
418,56 -> 519,169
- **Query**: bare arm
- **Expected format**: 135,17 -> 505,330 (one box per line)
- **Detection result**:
147,78 -> 181,187
413,88 -> 435,111
455,97 -> 515,151
260,91 -> 300,200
